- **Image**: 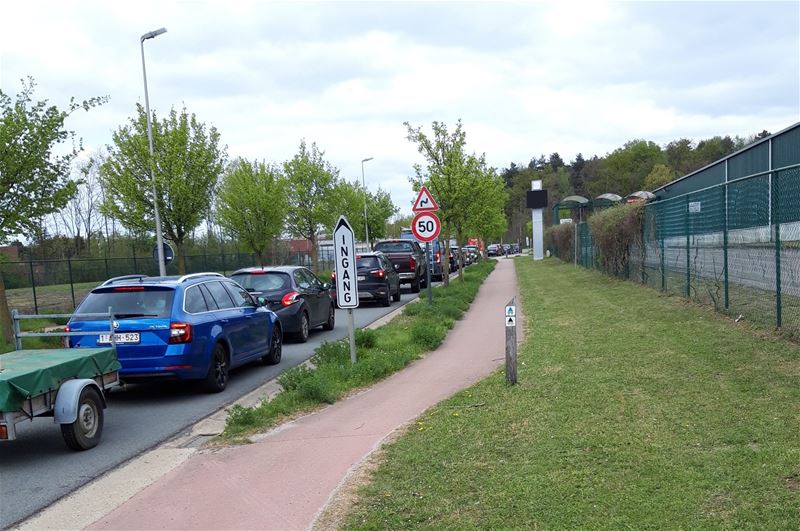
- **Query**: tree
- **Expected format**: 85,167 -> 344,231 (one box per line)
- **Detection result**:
0,78 -> 106,342
101,105 -> 226,273
590,140 -> 665,197
405,120 -> 506,283
216,158 -> 287,264
643,163 -> 676,191
283,140 -> 340,272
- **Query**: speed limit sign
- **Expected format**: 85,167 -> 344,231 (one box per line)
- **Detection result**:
411,211 -> 441,242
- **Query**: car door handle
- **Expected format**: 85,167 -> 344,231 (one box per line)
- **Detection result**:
245,314 -> 253,319
221,319 -> 229,323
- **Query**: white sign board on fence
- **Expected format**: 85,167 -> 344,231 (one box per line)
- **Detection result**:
688,201 -> 702,213
333,216 -> 359,309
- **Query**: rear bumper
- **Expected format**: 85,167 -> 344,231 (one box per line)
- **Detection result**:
117,344 -> 209,381
273,303 -> 305,333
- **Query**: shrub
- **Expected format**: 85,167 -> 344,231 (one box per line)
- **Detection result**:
546,224 -> 575,262
587,203 -> 644,276
410,320 -> 448,350
355,328 -> 377,349
277,364 -> 314,391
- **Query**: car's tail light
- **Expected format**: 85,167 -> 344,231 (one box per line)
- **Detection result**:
281,291 -> 300,307
169,322 -> 192,344
435,252 -> 441,263
370,269 -> 386,278
331,271 -> 336,280
113,286 -> 144,291
63,325 -> 70,348
409,257 -> 416,270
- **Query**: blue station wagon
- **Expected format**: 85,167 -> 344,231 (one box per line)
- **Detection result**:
67,273 -> 282,393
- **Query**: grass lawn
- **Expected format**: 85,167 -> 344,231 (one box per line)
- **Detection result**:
342,258 -> 800,530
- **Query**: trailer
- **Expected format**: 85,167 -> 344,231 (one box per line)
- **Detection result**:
0,310 -> 120,450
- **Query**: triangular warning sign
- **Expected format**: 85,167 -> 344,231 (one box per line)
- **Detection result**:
412,185 -> 439,212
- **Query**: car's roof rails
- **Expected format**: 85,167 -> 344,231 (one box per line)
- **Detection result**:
177,272 -> 225,283
101,274 -> 149,286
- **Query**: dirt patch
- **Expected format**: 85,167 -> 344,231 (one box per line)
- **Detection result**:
312,427 -> 405,530
784,472 -> 800,491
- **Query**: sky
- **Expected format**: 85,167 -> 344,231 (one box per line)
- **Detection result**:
1,1 -> 798,217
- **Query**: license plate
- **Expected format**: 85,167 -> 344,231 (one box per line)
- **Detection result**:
98,332 -> 140,344
357,275 -> 366,281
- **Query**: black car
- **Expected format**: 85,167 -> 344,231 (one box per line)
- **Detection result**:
230,266 -> 335,343
333,252 -> 401,306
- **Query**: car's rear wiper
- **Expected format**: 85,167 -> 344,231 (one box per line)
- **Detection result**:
113,313 -> 158,318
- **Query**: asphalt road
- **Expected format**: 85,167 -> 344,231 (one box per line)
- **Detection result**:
0,287 -> 426,529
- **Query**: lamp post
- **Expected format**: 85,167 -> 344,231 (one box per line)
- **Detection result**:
140,27 -> 168,276
361,157 -> 373,247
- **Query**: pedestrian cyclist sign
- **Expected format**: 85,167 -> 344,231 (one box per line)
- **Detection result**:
411,211 -> 441,242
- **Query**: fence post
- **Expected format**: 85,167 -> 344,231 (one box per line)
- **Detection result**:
774,171 -> 782,328
660,213 -> 666,292
685,197 -> 690,298
104,256 -> 110,279
132,252 -> 138,274
640,213 -> 646,284
505,297 -> 517,385
67,258 -> 76,309
28,260 -> 38,315
12,309 -> 21,351
221,253 -> 226,276
723,185 -> 729,310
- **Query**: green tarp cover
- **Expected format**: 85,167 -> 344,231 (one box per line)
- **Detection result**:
0,348 -> 120,412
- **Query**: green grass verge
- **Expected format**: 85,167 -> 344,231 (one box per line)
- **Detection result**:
219,260 -> 497,440
342,257 -> 800,530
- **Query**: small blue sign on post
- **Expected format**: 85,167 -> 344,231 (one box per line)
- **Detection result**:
152,242 -> 175,266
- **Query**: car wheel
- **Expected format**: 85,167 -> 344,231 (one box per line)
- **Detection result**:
295,312 -> 309,343
261,324 -> 282,365
392,282 -> 401,302
204,343 -> 229,393
61,386 -> 104,451
322,304 -> 335,330
381,284 -> 391,307
411,276 -> 420,293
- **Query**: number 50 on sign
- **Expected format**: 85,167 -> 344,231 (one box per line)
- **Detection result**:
411,211 -> 441,242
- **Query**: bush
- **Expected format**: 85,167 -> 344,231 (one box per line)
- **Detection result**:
587,203 -> 644,276
355,328 -> 377,349
411,320 -> 448,350
277,364 -> 313,391
546,224 -> 575,262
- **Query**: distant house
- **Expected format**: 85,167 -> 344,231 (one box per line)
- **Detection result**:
0,245 -> 21,261
286,239 -> 312,253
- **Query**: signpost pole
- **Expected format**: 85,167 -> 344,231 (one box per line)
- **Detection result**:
348,309 -> 357,364
426,242 -> 433,305
505,297 -> 517,385
333,216 -> 359,364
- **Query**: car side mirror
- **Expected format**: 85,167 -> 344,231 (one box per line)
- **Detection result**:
322,282 -> 330,290
394,263 -> 399,270
257,296 -> 268,306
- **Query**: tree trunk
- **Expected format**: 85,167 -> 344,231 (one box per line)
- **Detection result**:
442,236 -> 450,287
0,272 -> 15,346
456,228 -> 465,282
310,233 -> 319,273
176,241 -> 186,275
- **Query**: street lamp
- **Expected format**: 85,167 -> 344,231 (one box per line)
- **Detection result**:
361,157 -> 373,247
140,27 -> 168,276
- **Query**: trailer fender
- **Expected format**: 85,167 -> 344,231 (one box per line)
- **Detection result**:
54,380 -> 107,425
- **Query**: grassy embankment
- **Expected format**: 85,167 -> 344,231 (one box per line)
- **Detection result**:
342,257 -> 800,529
220,260 -> 496,440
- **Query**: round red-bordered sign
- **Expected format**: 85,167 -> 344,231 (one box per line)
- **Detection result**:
411,211 -> 441,242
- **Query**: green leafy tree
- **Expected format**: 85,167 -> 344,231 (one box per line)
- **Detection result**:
643,163 -> 676,191
590,140 -> 665,197
101,105 -> 226,274
386,214 -> 414,237
405,120 -> 506,282
283,140 -> 340,272
0,78 -> 106,342
216,158 -> 287,264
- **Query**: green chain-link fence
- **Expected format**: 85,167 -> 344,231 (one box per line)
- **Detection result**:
1,250 -> 336,314
562,164 -> 800,338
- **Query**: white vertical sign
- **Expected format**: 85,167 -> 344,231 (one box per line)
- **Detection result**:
333,216 -> 359,309
532,180 -> 544,260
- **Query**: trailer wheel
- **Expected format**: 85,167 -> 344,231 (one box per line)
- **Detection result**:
61,387 -> 104,451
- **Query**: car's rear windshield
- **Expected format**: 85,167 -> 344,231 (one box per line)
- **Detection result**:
374,242 -> 413,252
231,272 -> 291,292
356,256 -> 380,269
75,287 -> 174,319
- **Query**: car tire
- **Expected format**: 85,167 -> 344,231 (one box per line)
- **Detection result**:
204,343 -> 229,393
381,284 -> 391,307
261,324 -> 282,365
322,304 -> 335,330
392,283 -> 401,302
295,312 -> 309,343
61,386 -> 104,451
411,276 -> 420,293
